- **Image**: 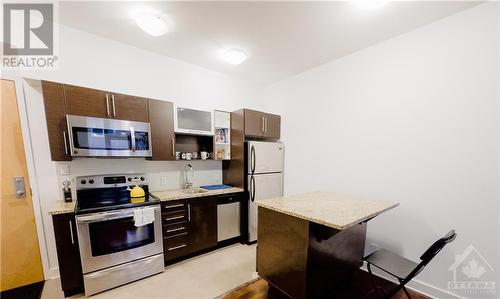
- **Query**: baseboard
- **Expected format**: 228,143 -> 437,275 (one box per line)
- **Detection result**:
361,263 -> 464,299
47,267 -> 60,280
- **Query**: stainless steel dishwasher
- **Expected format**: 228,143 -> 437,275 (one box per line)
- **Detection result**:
217,194 -> 241,242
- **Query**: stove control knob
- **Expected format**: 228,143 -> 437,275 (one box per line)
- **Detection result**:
80,179 -> 86,184
88,179 -> 94,184
140,176 -> 145,181
127,177 -> 132,182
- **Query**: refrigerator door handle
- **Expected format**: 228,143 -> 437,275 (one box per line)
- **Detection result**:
250,145 -> 256,174
250,175 -> 255,202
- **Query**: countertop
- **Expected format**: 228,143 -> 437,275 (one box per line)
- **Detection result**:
150,187 -> 244,202
48,201 -> 76,215
255,191 -> 399,230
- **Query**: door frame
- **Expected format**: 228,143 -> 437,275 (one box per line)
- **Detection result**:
2,75 -> 51,279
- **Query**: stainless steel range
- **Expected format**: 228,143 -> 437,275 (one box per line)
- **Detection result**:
75,174 -> 164,296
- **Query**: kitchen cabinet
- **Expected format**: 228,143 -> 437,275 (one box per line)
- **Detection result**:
41,81 -> 72,161
263,113 -> 280,139
243,109 -> 281,139
161,196 -> 218,263
188,197 -> 217,252
148,99 -> 175,160
108,92 -> 149,122
52,213 -> 84,297
63,84 -> 109,118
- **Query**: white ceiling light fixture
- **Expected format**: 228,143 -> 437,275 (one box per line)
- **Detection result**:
354,0 -> 388,10
220,48 -> 248,65
135,12 -> 169,36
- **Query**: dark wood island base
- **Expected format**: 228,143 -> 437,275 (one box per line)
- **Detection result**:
257,207 -> 367,299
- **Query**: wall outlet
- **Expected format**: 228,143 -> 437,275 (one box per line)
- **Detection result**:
160,176 -> 168,185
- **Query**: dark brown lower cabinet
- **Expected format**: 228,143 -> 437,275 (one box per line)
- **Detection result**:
52,213 -> 84,297
161,196 -> 217,263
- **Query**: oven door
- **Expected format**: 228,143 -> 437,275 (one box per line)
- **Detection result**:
67,115 -> 152,157
76,205 -> 163,274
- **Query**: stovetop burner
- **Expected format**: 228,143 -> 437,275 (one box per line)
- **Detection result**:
75,174 -> 159,214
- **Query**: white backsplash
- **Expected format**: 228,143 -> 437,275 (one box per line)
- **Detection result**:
56,158 -> 223,201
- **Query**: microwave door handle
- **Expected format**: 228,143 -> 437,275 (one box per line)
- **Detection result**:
130,127 -> 136,152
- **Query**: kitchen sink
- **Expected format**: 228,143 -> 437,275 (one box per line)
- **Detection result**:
182,188 -> 208,194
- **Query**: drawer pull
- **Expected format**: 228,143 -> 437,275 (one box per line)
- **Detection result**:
166,227 -> 185,233
165,232 -> 188,239
165,215 -> 184,221
168,244 -> 187,251
164,203 -> 184,209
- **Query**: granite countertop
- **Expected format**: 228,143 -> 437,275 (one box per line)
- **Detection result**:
150,187 -> 244,202
255,191 -> 399,230
48,201 -> 76,215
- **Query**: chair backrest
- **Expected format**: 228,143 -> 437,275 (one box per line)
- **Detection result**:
406,230 -> 457,280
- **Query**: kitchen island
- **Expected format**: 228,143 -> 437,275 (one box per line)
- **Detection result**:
255,192 -> 399,299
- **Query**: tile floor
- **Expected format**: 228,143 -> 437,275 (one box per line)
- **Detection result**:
42,244 -> 258,299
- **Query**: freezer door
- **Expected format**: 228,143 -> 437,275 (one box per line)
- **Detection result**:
247,141 -> 284,174
248,172 -> 284,242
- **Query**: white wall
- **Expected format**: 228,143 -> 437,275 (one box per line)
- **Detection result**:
4,23 -> 265,278
265,3 -> 499,298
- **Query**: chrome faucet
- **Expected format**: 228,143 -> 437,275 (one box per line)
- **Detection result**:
184,164 -> 194,189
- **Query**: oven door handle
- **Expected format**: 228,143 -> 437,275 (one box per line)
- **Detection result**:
76,207 -> 158,223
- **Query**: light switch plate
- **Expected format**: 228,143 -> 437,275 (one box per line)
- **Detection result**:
59,164 -> 70,175
160,176 -> 167,185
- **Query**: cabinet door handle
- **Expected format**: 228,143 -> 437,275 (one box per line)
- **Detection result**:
168,244 -> 187,251
261,117 -> 265,132
105,94 -> 110,117
69,220 -> 75,244
264,117 -> 268,132
171,138 -> 175,156
111,94 -> 116,117
62,130 -> 69,155
187,203 -> 191,221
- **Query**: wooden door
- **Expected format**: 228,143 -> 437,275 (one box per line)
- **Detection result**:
148,99 -> 175,160
188,197 -> 217,253
1,79 -> 44,291
244,109 -> 265,137
41,81 -> 72,161
63,84 -> 109,118
264,113 -> 281,139
109,93 -> 149,122
52,213 -> 84,296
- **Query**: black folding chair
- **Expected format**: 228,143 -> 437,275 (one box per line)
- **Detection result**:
363,230 -> 457,299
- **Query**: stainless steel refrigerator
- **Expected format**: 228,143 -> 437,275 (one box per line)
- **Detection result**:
247,141 -> 284,242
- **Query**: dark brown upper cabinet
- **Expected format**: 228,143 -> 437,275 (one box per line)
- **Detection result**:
42,81 -> 72,161
63,84 -> 109,118
108,93 -> 149,122
148,99 -> 175,160
263,112 -> 281,139
243,109 -> 281,139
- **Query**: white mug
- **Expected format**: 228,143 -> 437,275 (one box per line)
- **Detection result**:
186,152 -> 192,160
200,151 -> 209,160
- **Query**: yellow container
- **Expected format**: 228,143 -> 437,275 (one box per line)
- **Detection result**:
130,185 -> 146,203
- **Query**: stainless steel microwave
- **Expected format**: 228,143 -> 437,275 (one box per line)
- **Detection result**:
66,115 -> 152,157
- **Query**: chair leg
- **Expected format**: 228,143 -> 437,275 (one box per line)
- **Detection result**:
363,263 -> 384,299
401,285 -> 412,299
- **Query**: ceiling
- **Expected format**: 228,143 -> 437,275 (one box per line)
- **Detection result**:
58,1 -> 481,84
